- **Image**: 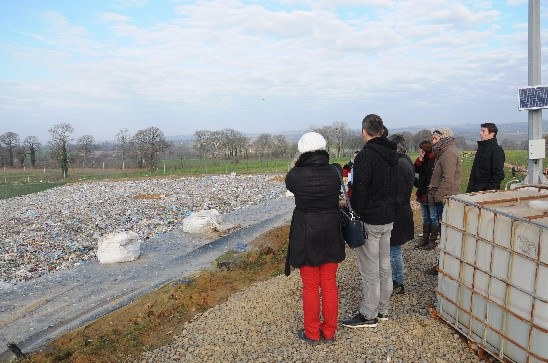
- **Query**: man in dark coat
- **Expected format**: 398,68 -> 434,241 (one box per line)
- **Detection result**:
285,132 -> 345,344
388,134 -> 414,294
466,123 -> 505,193
341,114 -> 398,328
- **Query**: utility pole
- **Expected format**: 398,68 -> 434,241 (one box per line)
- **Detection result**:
527,0 -> 545,184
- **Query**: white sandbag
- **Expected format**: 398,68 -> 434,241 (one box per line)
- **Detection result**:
182,209 -> 223,233
97,231 -> 141,264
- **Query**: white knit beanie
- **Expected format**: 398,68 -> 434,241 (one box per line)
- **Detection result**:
433,127 -> 454,139
298,132 -> 327,153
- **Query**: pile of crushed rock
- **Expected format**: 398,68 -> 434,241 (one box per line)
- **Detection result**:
0,175 -> 285,285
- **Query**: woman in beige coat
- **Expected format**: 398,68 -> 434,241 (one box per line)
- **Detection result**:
423,128 -> 461,250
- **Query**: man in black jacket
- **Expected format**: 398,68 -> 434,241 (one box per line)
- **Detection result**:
466,123 -> 505,193
341,114 -> 398,328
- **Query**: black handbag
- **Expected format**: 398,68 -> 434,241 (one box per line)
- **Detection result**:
333,165 -> 367,248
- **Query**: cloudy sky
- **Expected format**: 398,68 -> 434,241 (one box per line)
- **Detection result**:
1,0 -> 547,142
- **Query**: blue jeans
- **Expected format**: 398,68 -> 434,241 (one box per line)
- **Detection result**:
390,245 -> 404,286
355,222 -> 393,320
420,202 -> 444,227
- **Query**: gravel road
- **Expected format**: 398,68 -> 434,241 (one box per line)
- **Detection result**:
138,241 -> 489,363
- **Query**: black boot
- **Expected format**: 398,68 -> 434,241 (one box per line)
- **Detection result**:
421,225 -> 439,250
415,223 -> 431,248
392,280 -> 405,295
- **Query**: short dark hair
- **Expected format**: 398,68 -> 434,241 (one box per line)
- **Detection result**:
381,125 -> 389,138
362,114 -> 384,137
419,140 -> 432,154
481,122 -> 498,136
388,134 -> 407,153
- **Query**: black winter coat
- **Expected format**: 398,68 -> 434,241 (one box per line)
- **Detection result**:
391,153 -> 414,246
414,152 -> 435,204
466,138 -> 505,193
285,152 -> 345,268
351,137 -> 398,225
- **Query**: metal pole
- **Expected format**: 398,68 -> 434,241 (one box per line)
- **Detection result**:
527,0 -> 544,184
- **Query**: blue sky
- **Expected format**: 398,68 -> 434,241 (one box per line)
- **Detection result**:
0,0 -> 546,142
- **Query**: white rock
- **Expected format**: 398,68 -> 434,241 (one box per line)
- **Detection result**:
97,231 -> 141,264
182,210 -> 222,233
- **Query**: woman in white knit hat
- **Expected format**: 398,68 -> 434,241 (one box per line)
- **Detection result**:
285,131 -> 346,344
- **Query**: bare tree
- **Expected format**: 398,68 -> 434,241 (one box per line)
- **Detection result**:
310,122 -> 350,158
309,125 -> 333,154
347,129 -> 364,153
254,134 -> 272,158
0,131 -> 20,167
77,135 -> 95,167
271,134 -> 289,157
49,123 -> 74,177
329,122 -> 349,158
132,127 -> 170,171
115,129 -> 131,168
193,129 -> 250,160
15,145 -> 26,167
24,136 -> 41,168
171,141 -> 196,168
193,130 -> 212,159
224,129 -> 248,158
234,131 -> 249,158
401,131 -> 414,152
212,130 -> 229,159
0,145 -> 6,166
412,129 -> 433,150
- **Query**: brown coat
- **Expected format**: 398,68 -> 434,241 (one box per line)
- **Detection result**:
428,139 -> 461,204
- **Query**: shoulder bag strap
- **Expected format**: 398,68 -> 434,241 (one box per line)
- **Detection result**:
332,164 -> 357,216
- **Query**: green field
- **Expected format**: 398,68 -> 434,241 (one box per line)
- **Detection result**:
0,158 -> 295,200
0,151 -> 540,200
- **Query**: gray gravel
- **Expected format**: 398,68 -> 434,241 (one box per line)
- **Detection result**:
0,175 -> 292,361
0,174 -> 285,285
139,241 -> 487,363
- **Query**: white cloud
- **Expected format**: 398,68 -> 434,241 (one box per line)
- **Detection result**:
113,0 -> 149,8
99,12 -> 132,23
1,0 -> 544,140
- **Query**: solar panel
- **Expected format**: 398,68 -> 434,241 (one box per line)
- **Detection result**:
518,86 -> 548,110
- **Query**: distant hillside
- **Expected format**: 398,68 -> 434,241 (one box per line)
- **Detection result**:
391,120 -> 548,145
166,130 -> 306,143
167,121 -> 547,145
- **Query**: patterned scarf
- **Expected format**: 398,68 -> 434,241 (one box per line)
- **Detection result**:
433,137 -> 454,155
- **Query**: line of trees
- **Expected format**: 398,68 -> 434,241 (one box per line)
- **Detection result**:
1,121 -> 534,175
193,129 -> 295,159
0,124 -> 170,175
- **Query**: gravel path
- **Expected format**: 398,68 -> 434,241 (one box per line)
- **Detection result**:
139,242 -> 487,363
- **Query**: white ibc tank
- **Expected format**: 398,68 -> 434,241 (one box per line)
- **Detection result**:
437,188 -> 548,363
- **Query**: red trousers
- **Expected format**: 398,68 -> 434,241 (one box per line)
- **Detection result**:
299,263 -> 339,340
